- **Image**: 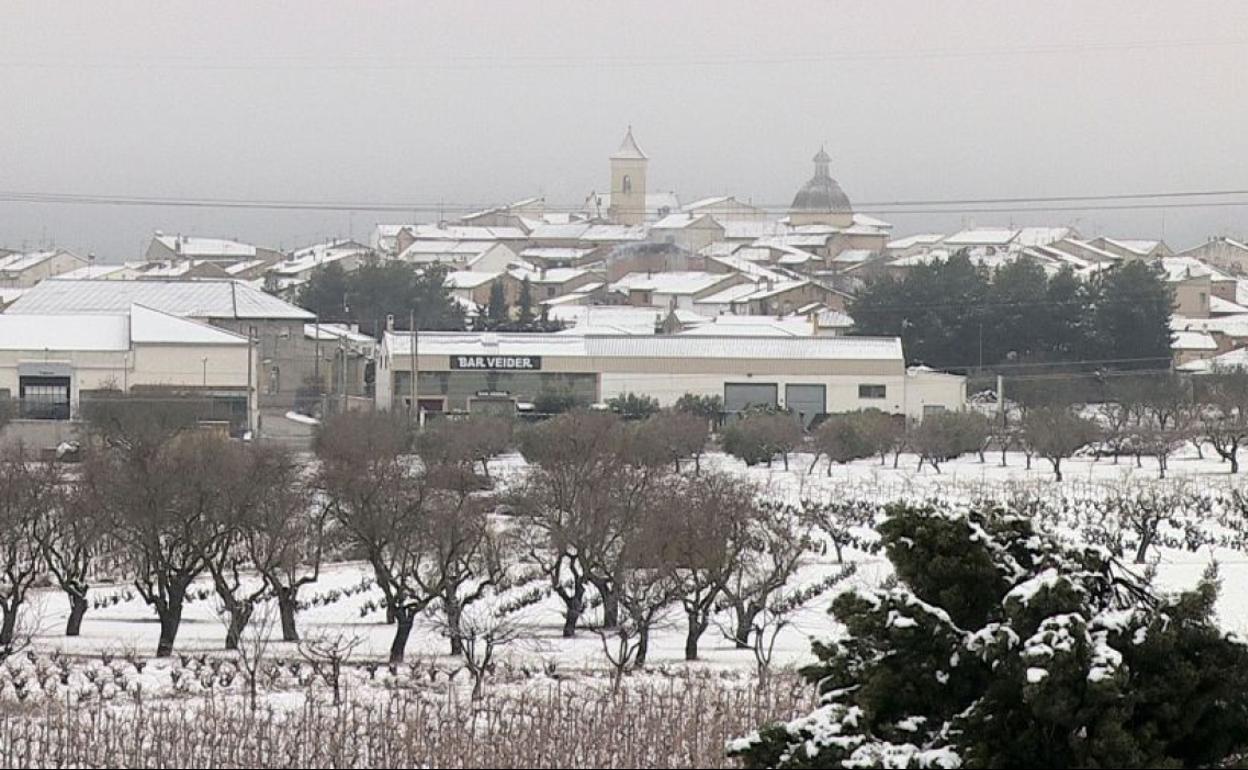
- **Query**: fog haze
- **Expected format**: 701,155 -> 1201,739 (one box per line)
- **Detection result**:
2,0 -> 1246,259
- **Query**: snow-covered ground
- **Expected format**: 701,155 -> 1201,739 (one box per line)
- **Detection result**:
23,444 -> 1248,678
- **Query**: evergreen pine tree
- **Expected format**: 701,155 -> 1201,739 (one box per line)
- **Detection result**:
486,280 -> 508,324
731,503 -> 1248,769
518,277 -> 535,325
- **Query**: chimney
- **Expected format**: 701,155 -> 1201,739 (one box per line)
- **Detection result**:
386,314 -> 395,331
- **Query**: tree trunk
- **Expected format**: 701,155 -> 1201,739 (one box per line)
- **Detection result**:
561,591 -> 583,638
634,626 -> 650,668
445,598 -> 464,656
276,587 -> 300,642
591,576 -> 618,629
684,613 -> 707,661
1232,454 -> 1240,474
1052,458 -> 1063,482
0,606 -> 17,647
65,593 -> 88,637
224,603 -> 254,651
389,614 -> 415,664
155,598 -> 184,657
731,600 -> 756,650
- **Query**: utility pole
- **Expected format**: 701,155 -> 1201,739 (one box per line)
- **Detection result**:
409,309 -> 418,423
314,315 -> 321,383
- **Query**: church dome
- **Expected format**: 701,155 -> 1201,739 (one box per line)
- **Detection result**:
790,147 -> 852,213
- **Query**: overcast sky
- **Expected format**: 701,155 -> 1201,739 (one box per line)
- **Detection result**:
2,0 -> 1246,260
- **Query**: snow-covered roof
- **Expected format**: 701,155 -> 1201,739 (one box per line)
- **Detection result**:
0,304 -> 246,352
385,331 -> 903,361
547,305 -> 663,335
52,263 -> 135,281
1211,296 -> 1248,315
683,195 -> 729,210
1014,227 -> 1074,248
610,271 -> 734,296
519,247 -> 595,261
610,128 -> 648,160
0,249 -> 82,274
509,266 -> 592,285
0,313 -> 130,351
5,279 -> 314,320
153,235 -> 258,258
831,249 -> 875,264
1171,330 -> 1218,351
129,304 -> 248,345
707,255 -> 790,282
1103,238 -> 1162,256
403,224 -> 527,241
942,228 -> 1018,247
1159,256 -> 1233,283
677,314 -> 839,337
582,224 -> 648,242
527,223 -> 592,240
888,233 -> 945,250
1172,314 -> 1248,338
1179,346 -> 1248,373
304,323 -> 376,345
851,213 -> 893,229
444,270 -> 499,289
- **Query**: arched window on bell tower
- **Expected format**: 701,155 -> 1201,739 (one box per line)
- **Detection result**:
622,175 -> 632,194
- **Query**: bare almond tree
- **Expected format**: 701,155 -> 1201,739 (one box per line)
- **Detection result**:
227,600 -> 277,712
39,469 -> 106,636
86,433 -> 230,656
0,450 -> 59,646
298,630 -> 364,706
718,500 -> 812,649
662,473 -> 758,661
240,448 -> 324,642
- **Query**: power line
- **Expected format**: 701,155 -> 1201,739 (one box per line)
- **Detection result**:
0,37 -> 1243,71
5,188 -> 1248,217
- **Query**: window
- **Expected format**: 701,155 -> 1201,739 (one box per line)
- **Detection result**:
547,287 -> 557,298
622,175 -> 632,194
858,384 -> 886,399
19,376 -> 71,420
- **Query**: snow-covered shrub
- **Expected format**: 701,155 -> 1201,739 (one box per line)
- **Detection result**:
730,502 -> 1248,769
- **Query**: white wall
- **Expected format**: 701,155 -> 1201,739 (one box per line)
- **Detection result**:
903,370 -> 968,420
599,372 -> 911,414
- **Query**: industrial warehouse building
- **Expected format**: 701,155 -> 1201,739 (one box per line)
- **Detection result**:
375,331 -> 965,421
0,304 -> 258,449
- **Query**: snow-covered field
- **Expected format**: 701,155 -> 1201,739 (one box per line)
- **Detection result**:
22,444 -> 1248,675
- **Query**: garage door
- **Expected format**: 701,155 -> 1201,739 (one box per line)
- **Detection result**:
724,382 -> 778,415
785,384 -> 826,427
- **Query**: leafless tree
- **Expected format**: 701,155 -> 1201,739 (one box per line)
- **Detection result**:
298,630 -> 363,706
227,600 -> 277,712
437,586 -> 526,700
317,412 -> 443,663
513,411 -> 646,635
1200,366 -> 1248,473
419,415 -> 514,480
629,411 -> 709,473
0,450 -> 59,645
39,470 -> 106,636
239,447 -> 324,642
717,500 -> 811,650
661,473 -> 758,661
85,433 -> 228,656
1022,406 -> 1101,481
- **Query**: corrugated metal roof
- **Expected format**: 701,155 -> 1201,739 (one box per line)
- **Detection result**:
385,331 -> 901,361
6,279 -> 313,320
0,313 -> 130,351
